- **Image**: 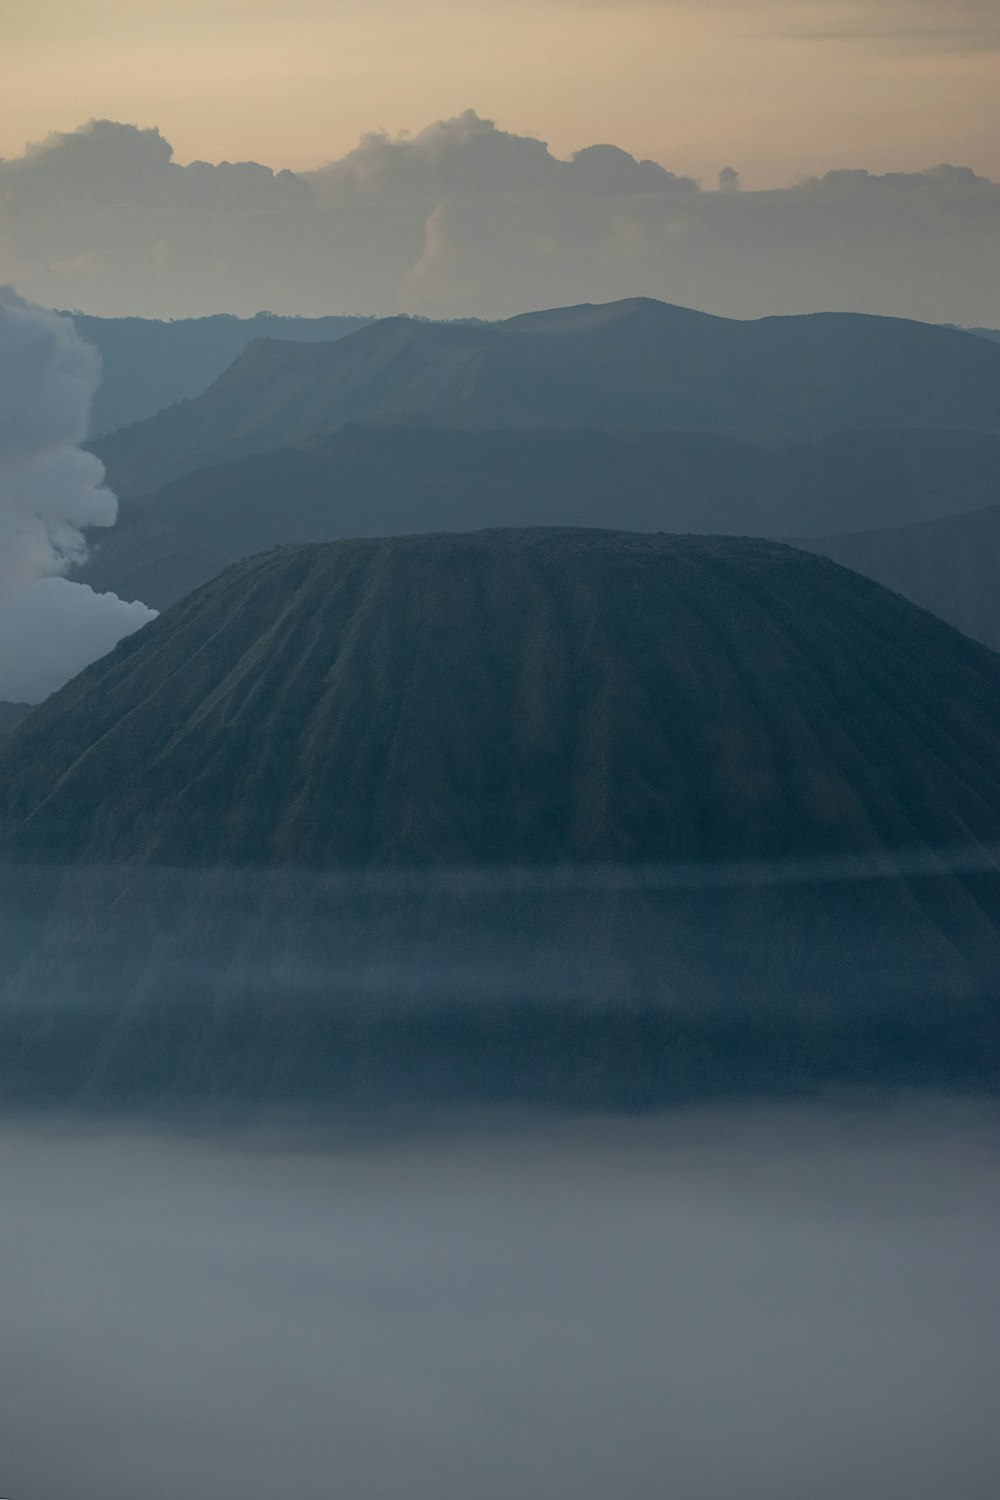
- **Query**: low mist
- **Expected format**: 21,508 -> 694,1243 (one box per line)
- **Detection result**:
1,1100 -> 997,1500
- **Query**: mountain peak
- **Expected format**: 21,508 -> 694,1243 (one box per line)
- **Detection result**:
8,526 -> 1000,869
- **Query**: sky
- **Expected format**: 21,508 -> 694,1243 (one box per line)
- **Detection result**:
1,0 -> 998,188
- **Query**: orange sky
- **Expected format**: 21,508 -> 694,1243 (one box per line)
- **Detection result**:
1,0 -> 998,186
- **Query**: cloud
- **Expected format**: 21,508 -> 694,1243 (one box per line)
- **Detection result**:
0,289 -> 155,702
309,109 -> 697,199
399,141 -> 1000,323
0,113 -> 998,324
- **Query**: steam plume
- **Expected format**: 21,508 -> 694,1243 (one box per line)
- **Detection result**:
0,289 -> 156,703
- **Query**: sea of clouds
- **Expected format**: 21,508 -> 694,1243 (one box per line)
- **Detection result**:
0,1100 -> 997,1500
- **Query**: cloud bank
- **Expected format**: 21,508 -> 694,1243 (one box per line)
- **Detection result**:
1,112 -> 998,323
0,291 -> 155,702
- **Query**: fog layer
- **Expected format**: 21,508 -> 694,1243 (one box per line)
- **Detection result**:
1,1101 -> 997,1500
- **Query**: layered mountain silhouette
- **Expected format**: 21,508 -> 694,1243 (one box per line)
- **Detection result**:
800,503 -> 1000,653
0,704 -> 31,736
78,423 -> 1000,612
72,310 -> 372,437
94,300 -> 1000,498
2,529 -> 999,1112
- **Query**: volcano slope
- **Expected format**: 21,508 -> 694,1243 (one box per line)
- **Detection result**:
2,529 -> 1000,1110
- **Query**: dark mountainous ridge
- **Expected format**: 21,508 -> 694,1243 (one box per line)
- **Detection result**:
10,528 -> 1000,868
76,426 -> 780,608
71,311 -> 373,437
0,704 -> 32,736
77,423 -> 1000,612
799,501 -> 1000,652
93,300 -> 1000,497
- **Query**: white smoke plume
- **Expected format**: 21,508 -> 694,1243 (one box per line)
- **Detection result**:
0,288 -> 156,703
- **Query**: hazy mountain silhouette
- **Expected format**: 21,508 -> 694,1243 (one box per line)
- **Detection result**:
3,529 -> 999,1107
77,422 -> 1000,611
7,527 -> 1000,1107
16,526 -> 1000,865
94,300 -> 1000,498
799,502 -> 1000,652
72,311 -> 373,437
0,704 -> 31,735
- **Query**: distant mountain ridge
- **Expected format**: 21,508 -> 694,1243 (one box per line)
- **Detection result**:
0,704 -> 31,736
77,422 -> 1000,613
71,310 -> 373,437
94,299 -> 1000,498
799,502 -> 1000,652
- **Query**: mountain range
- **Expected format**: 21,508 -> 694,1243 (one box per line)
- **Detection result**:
72,311 -> 372,437
5,299 -> 1000,1105
93,299 -> 1000,499
74,298 -> 1000,647
77,419 -> 1000,618
72,307 -> 1000,444
0,704 -> 31,736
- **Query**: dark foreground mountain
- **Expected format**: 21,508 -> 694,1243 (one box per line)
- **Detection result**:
78,423 -> 1000,611
2,530 -> 999,1109
72,311 -> 372,437
798,502 -> 1000,653
94,299 -> 1000,497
